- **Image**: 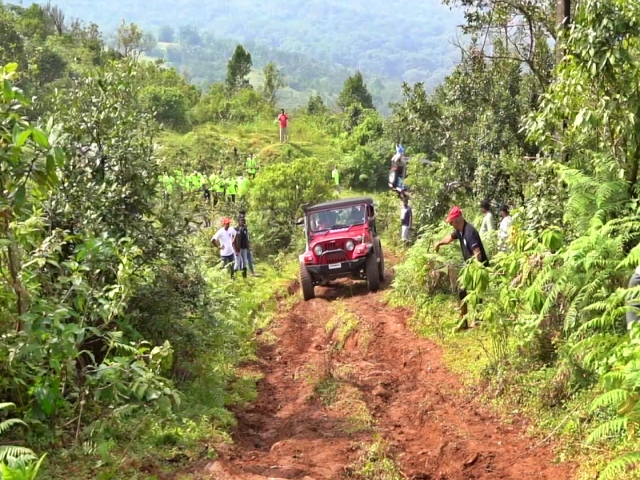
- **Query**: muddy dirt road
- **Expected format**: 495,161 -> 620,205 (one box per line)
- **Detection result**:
197,265 -> 576,480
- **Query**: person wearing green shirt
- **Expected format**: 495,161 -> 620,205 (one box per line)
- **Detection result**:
237,174 -> 248,198
246,154 -> 258,179
332,166 -> 341,193
226,176 -> 238,203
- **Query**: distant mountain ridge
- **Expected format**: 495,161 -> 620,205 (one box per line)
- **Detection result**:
29,0 -> 462,84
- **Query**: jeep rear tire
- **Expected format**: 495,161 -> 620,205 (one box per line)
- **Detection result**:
377,239 -> 386,282
299,263 -> 315,301
365,253 -> 380,292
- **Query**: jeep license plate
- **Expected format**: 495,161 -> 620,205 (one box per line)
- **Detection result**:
328,263 -> 341,269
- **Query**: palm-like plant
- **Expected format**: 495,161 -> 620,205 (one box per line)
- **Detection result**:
0,402 -> 45,480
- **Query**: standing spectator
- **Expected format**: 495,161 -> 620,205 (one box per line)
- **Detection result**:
400,197 -> 412,243
434,206 -> 489,331
226,175 -> 238,203
276,109 -> 289,143
332,166 -> 341,193
498,204 -> 513,251
238,210 -> 257,277
211,218 -> 237,279
479,199 -> 496,234
233,216 -> 250,278
202,184 -> 211,227
246,154 -> 258,179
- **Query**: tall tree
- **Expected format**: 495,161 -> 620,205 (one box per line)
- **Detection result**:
261,62 -> 284,105
307,94 -> 327,115
337,71 -> 374,111
225,45 -> 252,91
115,20 -> 143,58
157,25 -> 174,43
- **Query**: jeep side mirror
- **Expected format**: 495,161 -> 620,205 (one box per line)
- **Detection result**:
296,217 -> 304,226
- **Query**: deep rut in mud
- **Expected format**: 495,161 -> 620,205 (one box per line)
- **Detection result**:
195,264 -> 576,480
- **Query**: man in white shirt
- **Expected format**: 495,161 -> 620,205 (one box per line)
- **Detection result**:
479,200 -> 495,234
211,217 -> 237,278
498,205 -> 512,251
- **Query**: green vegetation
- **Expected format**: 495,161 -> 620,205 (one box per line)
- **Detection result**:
4,0 -> 640,479
350,438 -> 404,480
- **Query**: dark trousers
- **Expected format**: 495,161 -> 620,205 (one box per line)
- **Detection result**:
221,254 -> 235,278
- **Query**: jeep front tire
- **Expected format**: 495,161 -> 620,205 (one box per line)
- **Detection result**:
377,239 -> 386,282
365,253 -> 380,292
299,263 -> 315,301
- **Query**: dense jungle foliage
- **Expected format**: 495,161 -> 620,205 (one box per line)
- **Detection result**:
3,0 -> 640,479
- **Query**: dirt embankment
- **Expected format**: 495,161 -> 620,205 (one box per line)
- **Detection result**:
189,261 -> 576,480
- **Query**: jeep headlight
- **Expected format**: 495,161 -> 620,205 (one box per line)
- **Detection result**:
313,245 -> 323,256
345,240 -> 355,251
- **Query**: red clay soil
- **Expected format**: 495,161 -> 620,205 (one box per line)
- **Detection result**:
194,263 -> 577,480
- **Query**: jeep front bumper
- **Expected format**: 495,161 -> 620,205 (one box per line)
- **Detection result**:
306,256 -> 367,278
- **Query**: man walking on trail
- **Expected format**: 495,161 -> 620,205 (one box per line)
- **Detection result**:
434,206 -> 489,331
211,218 -> 237,279
332,166 -> 341,193
479,200 -> 496,234
498,205 -> 512,252
277,109 -> 289,143
401,197 -> 412,243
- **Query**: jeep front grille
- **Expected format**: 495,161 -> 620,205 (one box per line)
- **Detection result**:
323,250 -> 348,264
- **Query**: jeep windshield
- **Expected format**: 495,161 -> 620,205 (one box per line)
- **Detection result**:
309,205 -> 366,233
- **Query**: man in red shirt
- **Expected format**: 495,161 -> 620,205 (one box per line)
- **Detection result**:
276,109 -> 289,143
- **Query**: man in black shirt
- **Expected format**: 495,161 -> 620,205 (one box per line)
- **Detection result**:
233,215 -> 251,278
434,206 -> 489,331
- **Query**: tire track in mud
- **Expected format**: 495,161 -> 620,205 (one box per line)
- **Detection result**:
192,260 -> 577,480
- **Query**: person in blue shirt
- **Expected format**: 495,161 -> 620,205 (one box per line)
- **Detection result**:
396,143 -> 405,155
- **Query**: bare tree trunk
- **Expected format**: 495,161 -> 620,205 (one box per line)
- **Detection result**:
556,0 -> 571,163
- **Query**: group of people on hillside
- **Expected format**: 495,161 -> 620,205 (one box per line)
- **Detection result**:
202,155 -> 258,206
161,153 -> 259,208
210,212 -> 257,279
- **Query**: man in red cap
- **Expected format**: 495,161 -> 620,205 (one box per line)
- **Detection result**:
434,206 -> 489,331
211,217 -> 237,278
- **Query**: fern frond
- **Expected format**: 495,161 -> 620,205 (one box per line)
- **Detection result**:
587,418 -> 628,444
0,445 -> 36,462
0,418 -> 26,435
591,389 -> 631,411
597,451 -> 640,480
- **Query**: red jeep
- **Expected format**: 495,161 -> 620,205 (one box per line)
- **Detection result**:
297,197 -> 385,300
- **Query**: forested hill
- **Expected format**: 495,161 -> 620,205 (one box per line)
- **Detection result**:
30,0 -> 462,86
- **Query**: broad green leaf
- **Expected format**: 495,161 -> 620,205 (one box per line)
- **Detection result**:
13,185 -> 25,209
3,62 -> 18,73
45,154 -> 57,184
31,128 -> 49,148
16,129 -> 31,147
3,79 -> 13,101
